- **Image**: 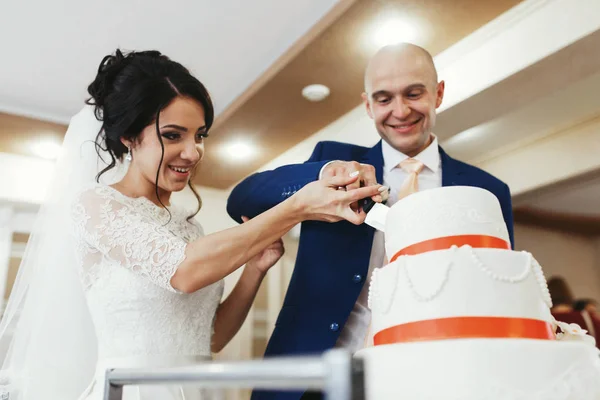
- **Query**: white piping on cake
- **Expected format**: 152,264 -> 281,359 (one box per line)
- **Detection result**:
368,246 -> 553,312
368,258 -> 400,314
467,245 -> 531,283
402,246 -> 456,303
367,268 -> 378,310
531,255 -> 553,308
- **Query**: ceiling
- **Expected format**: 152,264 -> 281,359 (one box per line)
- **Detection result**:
0,0 -> 522,188
2,0 -> 598,233
514,168 -> 600,216
525,177 -> 600,218
512,170 -> 600,235
0,0 -> 342,122
198,0 -> 523,188
431,28 -> 600,236
441,28 -> 600,164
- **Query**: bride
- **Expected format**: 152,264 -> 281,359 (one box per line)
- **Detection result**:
0,49 -> 386,399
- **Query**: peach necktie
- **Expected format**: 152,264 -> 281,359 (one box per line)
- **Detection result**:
397,158 -> 425,200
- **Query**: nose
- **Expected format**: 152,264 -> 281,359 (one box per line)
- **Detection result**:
391,97 -> 411,120
181,140 -> 202,164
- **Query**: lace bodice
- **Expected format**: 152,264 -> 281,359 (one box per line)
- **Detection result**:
71,185 -> 224,359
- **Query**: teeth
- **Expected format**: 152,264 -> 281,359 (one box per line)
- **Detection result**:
170,166 -> 190,173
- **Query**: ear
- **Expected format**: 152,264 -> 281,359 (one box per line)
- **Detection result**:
120,137 -> 133,149
435,80 -> 445,109
362,92 -> 374,119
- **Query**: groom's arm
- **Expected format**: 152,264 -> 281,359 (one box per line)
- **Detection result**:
227,142 -> 331,223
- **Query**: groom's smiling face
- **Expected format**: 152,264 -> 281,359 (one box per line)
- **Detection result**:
363,44 -> 445,158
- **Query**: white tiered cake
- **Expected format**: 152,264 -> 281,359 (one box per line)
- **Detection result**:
356,186 -> 600,400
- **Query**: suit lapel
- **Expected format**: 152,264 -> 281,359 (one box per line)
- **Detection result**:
440,146 -> 465,187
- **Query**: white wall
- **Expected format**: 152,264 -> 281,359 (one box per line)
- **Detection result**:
0,152 -> 54,204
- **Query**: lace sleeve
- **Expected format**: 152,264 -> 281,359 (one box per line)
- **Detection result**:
71,187 -> 187,292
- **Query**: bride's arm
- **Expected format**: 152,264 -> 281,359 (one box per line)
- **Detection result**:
171,199 -> 297,293
210,233 -> 282,353
170,175 -> 383,294
74,175 -> 382,296
210,265 -> 267,353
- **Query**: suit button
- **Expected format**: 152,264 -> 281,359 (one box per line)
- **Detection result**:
330,322 -> 339,332
353,274 -> 362,283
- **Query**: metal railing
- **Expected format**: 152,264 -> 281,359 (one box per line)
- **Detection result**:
103,349 -> 364,400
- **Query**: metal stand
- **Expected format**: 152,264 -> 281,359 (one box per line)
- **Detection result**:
103,349 -> 364,400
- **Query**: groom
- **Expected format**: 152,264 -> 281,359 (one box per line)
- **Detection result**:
227,43 -> 514,400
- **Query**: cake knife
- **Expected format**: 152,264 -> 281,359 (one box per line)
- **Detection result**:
361,197 -> 390,232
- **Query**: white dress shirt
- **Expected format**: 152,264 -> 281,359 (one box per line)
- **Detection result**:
334,135 -> 442,352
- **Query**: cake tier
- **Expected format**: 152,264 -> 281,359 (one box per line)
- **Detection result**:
355,339 -> 600,400
385,186 -> 510,259
368,246 -> 553,342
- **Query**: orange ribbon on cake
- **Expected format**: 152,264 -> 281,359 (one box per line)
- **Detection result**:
373,316 -> 556,346
390,234 -> 511,262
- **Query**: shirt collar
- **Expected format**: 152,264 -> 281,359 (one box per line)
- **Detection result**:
382,134 -> 440,173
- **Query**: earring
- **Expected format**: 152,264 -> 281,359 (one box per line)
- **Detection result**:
125,147 -> 132,162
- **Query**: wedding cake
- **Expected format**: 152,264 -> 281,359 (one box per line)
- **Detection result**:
356,186 -> 600,400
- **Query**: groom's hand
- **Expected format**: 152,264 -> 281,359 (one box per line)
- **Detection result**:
321,161 -> 382,210
241,216 -> 285,275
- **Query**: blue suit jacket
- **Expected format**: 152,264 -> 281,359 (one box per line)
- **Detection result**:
226,140 -> 514,400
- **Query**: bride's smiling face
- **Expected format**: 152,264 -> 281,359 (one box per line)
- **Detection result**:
124,96 -> 208,194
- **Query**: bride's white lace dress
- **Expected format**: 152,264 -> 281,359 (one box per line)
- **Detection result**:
71,184 -> 224,399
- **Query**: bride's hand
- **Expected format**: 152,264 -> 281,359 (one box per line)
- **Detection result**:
291,173 -> 387,225
242,216 -> 285,274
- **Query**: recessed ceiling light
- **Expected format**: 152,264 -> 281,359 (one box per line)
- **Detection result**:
302,84 -> 330,102
30,138 -> 62,160
370,17 -> 419,49
219,140 -> 258,163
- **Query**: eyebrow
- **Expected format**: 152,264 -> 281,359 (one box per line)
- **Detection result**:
371,83 -> 428,99
371,90 -> 392,99
404,83 -> 427,92
161,124 -> 207,132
